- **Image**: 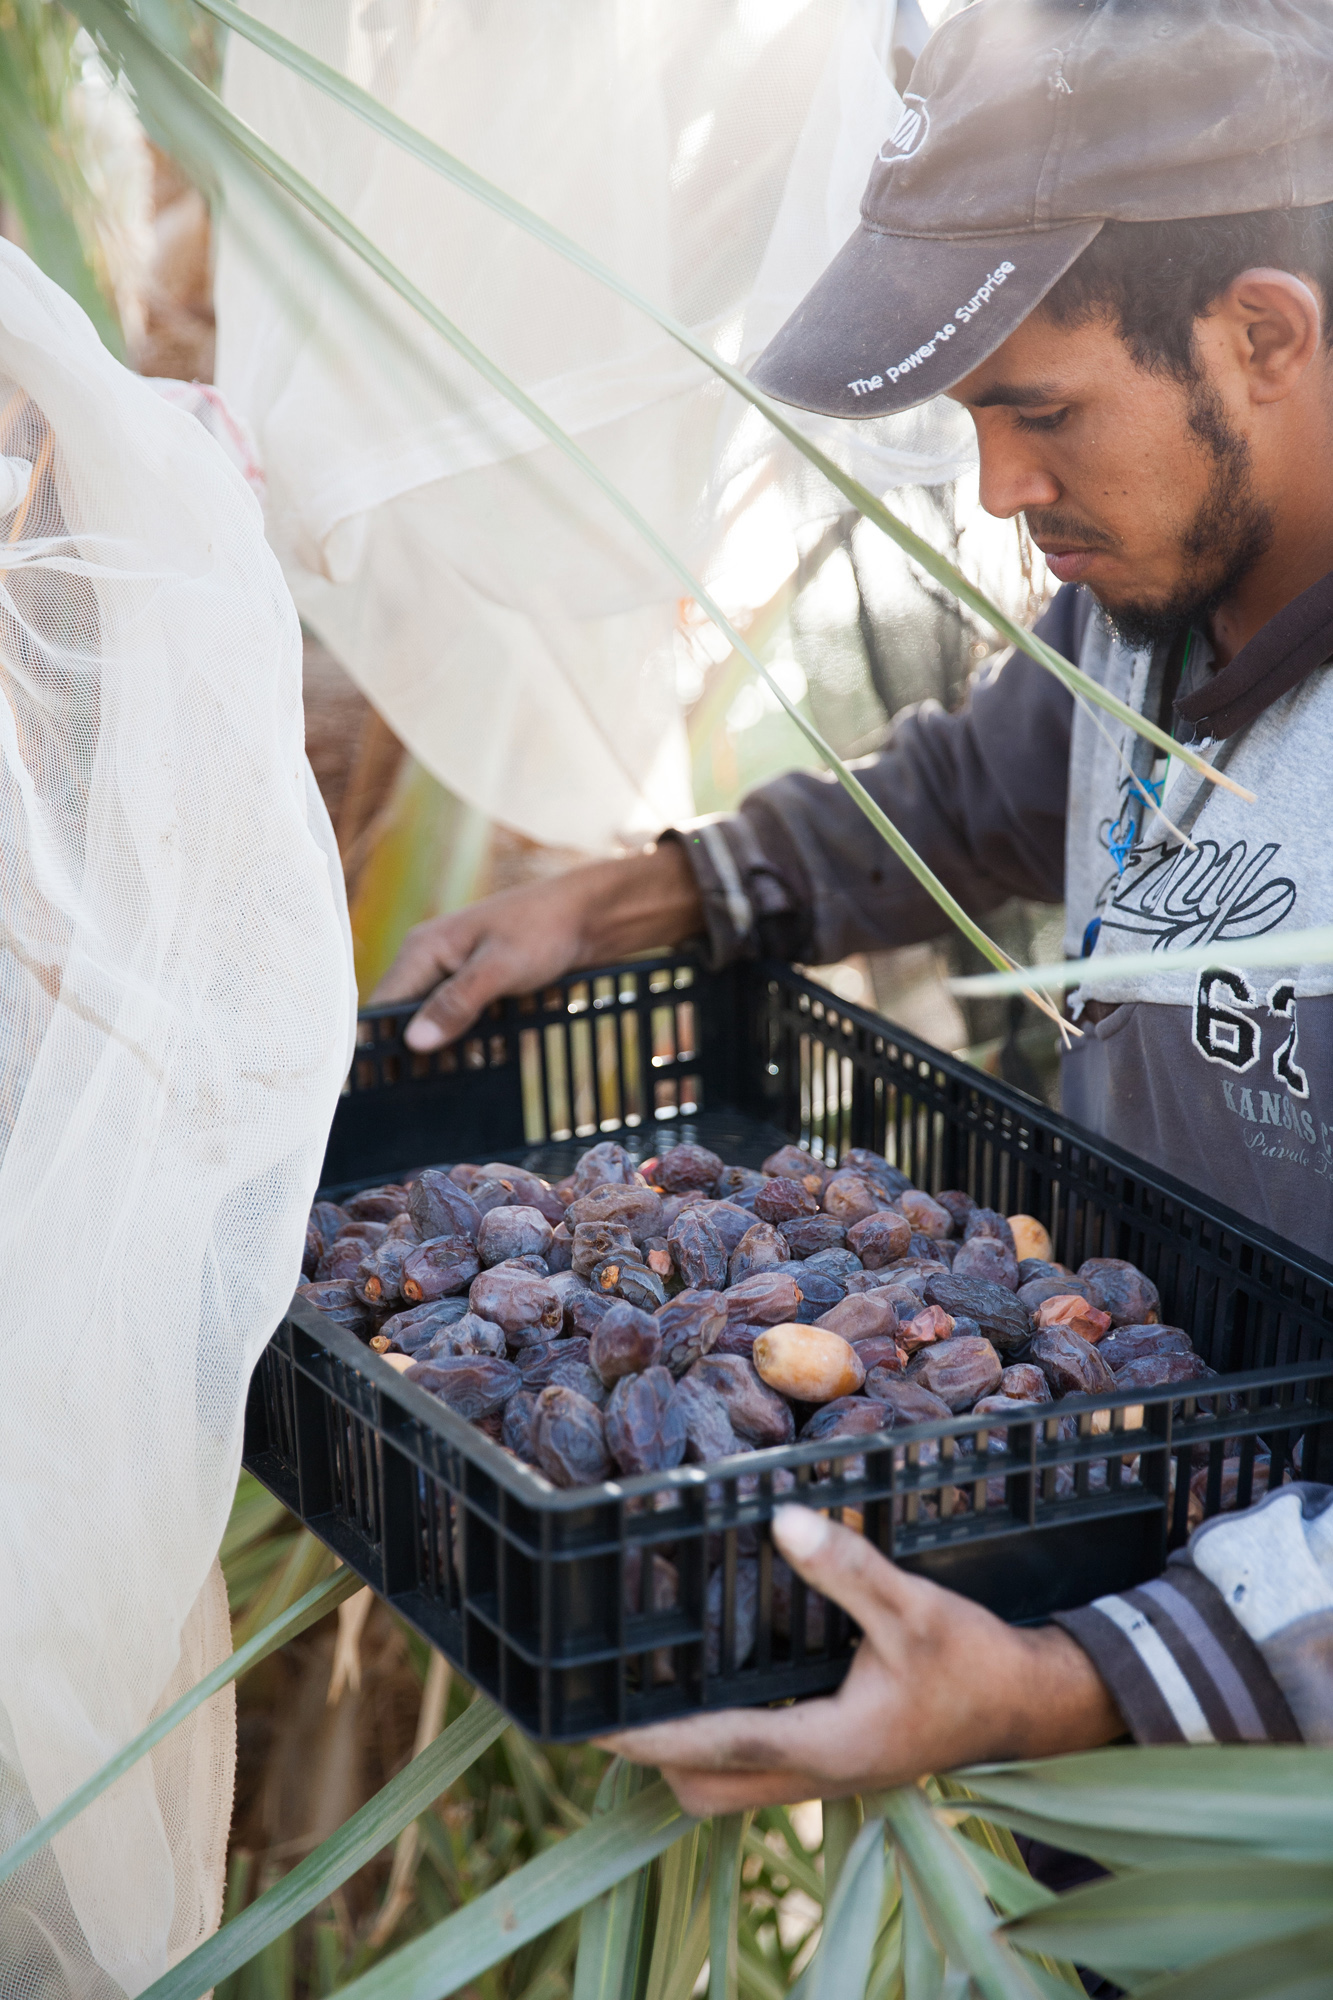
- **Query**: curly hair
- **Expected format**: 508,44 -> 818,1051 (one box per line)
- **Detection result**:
1041,204 -> 1333,381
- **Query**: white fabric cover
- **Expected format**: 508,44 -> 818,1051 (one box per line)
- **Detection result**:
216,0 -> 977,852
0,240 -> 355,1994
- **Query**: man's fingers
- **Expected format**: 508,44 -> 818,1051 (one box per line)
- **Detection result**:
595,1690 -> 866,1783
370,915 -> 473,1007
658,1768 -> 837,1817
402,945 -> 514,1052
771,1506 -> 921,1650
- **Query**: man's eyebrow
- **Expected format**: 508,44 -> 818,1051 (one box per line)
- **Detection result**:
964,381 -> 1067,409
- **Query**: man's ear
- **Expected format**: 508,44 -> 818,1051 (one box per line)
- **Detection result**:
1205,267 -> 1323,404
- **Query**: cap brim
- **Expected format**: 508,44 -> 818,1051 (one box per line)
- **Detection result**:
748,221 -> 1102,419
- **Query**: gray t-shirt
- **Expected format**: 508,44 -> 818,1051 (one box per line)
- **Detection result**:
673,578 -> 1333,1263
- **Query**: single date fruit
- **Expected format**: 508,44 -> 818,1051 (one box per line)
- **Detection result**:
1112,1351 -> 1213,1391
754,1176 -> 818,1224
469,1262 -> 562,1336
357,1240 -> 412,1306
654,1144 -> 723,1194
477,1205 -> 554,1267
780,1216 -> 847,1257
502,1389 -> 540,1462
725,1269 -> 803,1325
533,1386 -> 612,1487
934,1190 -> 976,1233
1029,1327 -> 1117,1397
998,1362 -> 1052,1402
753,1324 -> 865,1403
1077,1258 -> 1161,1327
686,1354 -> 795,1447
345,1184 -> 410,1222
1008,1214 -> 1053,1263
907,1335 -> 1001,1411
821,1171 -> 883,1224
408,1168 -> 482,1243
924,1274 -> 1032,1355
846,1210 -> 912,1268
1100,1326 -> 1194,1372
840,1149 -> 912,1199
655,1290 -> 727,1376
668,1209 -> 728,1290
402,1234 -> 481,1303
673,1375 -> 741,1463
895,1190 -> 953,1239
590,1256 -> 667,1312
590,1301 -> 662,1384
897,1303 -> 954,1355
297,1280 -> 376,1336
406,1355 -> 521,1420
728,1222 -> 790,1285
951,1236 -> 1020,1290
863,1373 -> 952,1422
605,1366 -> 687,1475
799,1396 -> 895,1442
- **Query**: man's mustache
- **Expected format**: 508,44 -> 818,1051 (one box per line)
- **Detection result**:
1024,510 -> 1117,553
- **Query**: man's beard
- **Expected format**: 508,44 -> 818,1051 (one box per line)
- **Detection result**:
1036,381 -> 1276,650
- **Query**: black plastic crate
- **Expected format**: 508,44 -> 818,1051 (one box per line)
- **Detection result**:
244,955 -> 1333,1739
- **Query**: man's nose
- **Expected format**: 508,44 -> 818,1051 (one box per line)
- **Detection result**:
976,434 -> 1061,520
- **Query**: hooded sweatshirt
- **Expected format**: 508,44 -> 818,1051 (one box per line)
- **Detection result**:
671,577 -> 1333,1264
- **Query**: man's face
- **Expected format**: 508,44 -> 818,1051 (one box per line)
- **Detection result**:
948,307 -> 1274,644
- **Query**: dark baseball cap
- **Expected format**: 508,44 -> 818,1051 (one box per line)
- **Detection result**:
750,0 -> 1333,420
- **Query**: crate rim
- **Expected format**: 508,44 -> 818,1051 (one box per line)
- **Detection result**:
285,1286 -> 1333,1517
348,954 -> 1333,1310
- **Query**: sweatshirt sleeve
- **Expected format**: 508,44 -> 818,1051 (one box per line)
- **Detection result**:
1051,1483 -> 1333,1744
668,584 -> 1087,970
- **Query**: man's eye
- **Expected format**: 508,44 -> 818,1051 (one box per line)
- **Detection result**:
1014,408 -> 1069,433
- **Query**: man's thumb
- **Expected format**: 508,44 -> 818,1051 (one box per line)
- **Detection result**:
771,1504 -> 915,1635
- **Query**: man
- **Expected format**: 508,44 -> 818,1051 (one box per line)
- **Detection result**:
378,0 -> 1333,1796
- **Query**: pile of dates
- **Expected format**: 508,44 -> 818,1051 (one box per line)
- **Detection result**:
297,1139 -> 1210,1489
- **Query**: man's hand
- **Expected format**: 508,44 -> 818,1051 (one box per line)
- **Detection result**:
372,842 -> 703,1051
595,1507 -> 1123,1815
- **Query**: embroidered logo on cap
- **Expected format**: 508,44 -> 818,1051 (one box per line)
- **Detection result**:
877,95 -> 929,164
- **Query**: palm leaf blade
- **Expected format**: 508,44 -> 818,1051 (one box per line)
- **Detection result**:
809,1813 -> 888,2000
1001,1861 -> 1333,1981
314,1779 -> 690,2000
141,1693 -> 509,2000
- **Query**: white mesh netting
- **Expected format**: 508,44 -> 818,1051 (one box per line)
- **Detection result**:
0,239 -> 354,1994
215,0 -> 978,852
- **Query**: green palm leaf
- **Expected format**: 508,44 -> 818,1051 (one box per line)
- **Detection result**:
882,1788 -> 1046,2000
709,1812 -> 749,2000
142,1692 -> 509,2000
1131,1920 -> 1333,2000
310,1778 -> 691,2000
643,1824 -> 706,2000
0,1 -> 123,350
807,1813 -> 889,2000
954,1747 -> 1333,1862
572,1760 -> 653,2000
1001,1860 -> 1333,1985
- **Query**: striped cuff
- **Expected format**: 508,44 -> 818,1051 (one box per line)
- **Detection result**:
666,814 -> 813,969
1053,1561 -> 1300,1744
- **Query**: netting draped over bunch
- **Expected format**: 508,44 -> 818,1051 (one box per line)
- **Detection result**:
0,240 -> 354,1994
216,0 -> 977,852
